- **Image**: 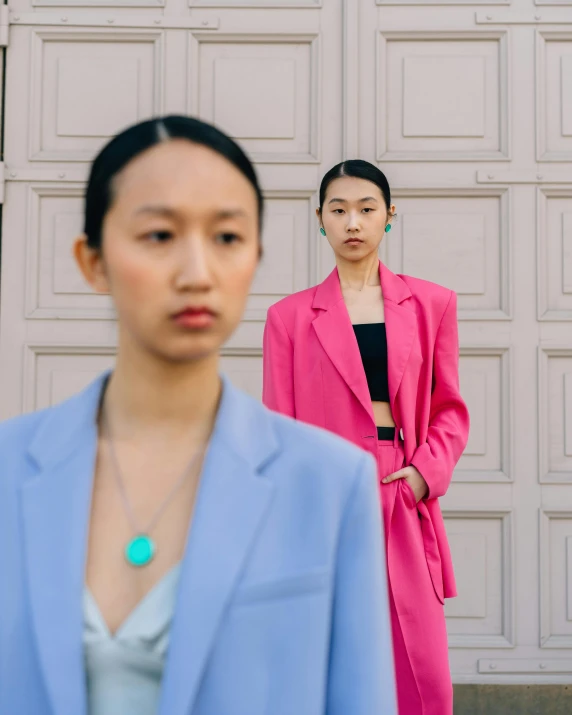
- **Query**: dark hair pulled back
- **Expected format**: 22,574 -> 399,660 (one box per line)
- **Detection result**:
84,115 -> 264,250
318,160 -> 391,214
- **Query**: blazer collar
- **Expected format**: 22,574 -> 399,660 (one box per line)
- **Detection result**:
21,372 -> 279,715
26,372 -> 278,474
27,371 -> 106,471
311,261 -> 417,424
312,261 -> 412,311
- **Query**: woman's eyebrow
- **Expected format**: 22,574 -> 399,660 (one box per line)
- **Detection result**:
134,205 -> 177,218
133,206 -> 248,219
215,208 -> 248,220
328,196 -> 378,205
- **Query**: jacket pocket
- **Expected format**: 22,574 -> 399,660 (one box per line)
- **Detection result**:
401,479 -> 418,510
234,569 -> 330,606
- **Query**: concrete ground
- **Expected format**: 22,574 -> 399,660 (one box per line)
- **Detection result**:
453,685 -> 571,714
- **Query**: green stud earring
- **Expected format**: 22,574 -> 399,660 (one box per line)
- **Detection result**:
320,227 -> 326,236
385,224 -> 392,233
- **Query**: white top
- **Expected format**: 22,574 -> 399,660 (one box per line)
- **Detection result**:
83,564 -> 181,715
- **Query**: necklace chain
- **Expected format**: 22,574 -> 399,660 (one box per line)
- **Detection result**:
103,404 -> 205,537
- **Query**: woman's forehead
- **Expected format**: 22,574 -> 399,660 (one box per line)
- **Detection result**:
325,175 -> 383,199
111,142 -> 258,213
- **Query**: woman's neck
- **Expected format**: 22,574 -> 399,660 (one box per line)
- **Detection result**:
336,254 -> 381,291
102,338 -> 221,443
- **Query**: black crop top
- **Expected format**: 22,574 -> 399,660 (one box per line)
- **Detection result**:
352,323 -> 390,403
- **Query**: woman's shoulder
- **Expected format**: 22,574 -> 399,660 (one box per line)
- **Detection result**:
267,285 -> 318,322
0,409 -> 48,452
231,380 -> 373,491
0,378 -> 102,483
260,399 -> 375,496
270,406 -> 368,462
0,409 -> 53,494
398,274 -> 454,314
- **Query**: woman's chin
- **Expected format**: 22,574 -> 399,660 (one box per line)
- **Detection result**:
146,340 -> 221,366
340,247 -> 375,262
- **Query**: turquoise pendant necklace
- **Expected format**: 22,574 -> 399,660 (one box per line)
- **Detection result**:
125,535 -> 156,568
104,405 -> 204,568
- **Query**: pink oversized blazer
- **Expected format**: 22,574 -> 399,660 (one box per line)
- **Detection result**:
262,261 -> 470,602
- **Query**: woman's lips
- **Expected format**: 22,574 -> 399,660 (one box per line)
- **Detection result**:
345,238 -> 363,245
172,308 -> 216,329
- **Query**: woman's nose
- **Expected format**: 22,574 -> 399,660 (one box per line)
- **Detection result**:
346,211 -> 360,230
174,237 -> 213,291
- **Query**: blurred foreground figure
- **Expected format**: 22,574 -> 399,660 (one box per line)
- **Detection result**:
0,116 -> 397,715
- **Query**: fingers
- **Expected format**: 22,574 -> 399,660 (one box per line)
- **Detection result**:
381,469 -> 406,484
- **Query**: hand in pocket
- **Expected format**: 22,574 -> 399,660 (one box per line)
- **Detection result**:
382,465 -> 428,503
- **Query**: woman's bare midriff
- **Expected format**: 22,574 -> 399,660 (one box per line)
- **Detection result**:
372,400 -> 395,428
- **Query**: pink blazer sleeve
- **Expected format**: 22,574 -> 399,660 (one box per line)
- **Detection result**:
410,291 -> 469,498
263,305 -> 295,417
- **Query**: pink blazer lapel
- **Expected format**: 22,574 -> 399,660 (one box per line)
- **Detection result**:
311,269 -> 374,422
379,262 -> 417,420
311,263 -> 418,426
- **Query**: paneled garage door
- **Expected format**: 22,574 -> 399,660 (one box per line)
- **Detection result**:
1,0 -> 571,684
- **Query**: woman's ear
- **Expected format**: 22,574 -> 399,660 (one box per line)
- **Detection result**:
73,235 -> 110,294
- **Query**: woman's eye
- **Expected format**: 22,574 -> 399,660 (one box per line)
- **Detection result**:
362,208 -> 374,213
334,209 -> 345,214
145,230 -> 173,243
216,233 -> 240,245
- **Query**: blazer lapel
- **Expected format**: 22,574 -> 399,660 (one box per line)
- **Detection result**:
312,264 -> 418,423
379,262 -> 417,419
312,269 -> 374,422
21,376 -> 106,715
159,379 -> 277,715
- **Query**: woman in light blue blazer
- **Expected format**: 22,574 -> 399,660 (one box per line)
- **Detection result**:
0,116 -> 397,715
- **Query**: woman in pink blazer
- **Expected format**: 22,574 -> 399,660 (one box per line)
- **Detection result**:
262,160 -> 469,715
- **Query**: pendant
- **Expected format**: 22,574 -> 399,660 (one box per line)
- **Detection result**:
125,534 -> 156,567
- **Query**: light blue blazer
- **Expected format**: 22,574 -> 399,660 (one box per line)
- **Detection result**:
0,373 -> 397,715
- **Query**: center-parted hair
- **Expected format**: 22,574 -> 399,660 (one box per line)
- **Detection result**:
83,115 -> 264,250
318,160 -> 391,214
